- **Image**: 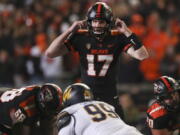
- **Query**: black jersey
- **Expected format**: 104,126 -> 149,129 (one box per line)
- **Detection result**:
0,85 -> 40,129
65,29 -> 132,93
146,100 -> 180,131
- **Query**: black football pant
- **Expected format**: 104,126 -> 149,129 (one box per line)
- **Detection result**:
93,92 -> 124,120
86,83 -> 124,119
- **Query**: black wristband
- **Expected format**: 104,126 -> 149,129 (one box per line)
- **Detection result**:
127,33 -> 142,50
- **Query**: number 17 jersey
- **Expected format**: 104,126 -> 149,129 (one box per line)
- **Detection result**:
58,101 -> 143,135
65,30 -> 132,91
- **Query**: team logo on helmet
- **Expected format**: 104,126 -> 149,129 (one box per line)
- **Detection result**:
43,86 -> 53,102
63,87 -> 72,103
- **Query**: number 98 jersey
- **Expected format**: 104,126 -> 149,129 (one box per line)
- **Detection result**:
0,85 -> 40,129
58,101 -> 143,135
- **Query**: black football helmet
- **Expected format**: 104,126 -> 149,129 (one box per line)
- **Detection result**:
63,83 -> 93,108
153,76 -> 180,110
86,2 -> 113,39
36,83 -> 63,116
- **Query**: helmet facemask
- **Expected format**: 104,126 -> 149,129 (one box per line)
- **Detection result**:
88,19 -> 110,40
158,91 -> 180,111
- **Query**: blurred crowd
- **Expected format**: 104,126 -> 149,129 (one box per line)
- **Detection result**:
0,0 -> 180,134
0,0 -> 180,87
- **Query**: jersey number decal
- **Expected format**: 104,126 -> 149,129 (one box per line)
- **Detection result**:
84,103 -> 119,122
1,88 -> 26,102
147,117 -> 154,128
14,109 -> 26,122
87,54 -> 113,76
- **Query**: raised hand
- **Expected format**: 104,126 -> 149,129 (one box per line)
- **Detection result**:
69,20 -> 87,32
115,18 -> 132,37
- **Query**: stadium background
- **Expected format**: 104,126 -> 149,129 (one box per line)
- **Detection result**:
0,0 -> 180,134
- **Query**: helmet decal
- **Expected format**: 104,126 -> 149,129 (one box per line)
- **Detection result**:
160,76 -> 173,92
43,86 -> 53,101
96,2 -> 112,12
96,3 -> 102,18
62,83 -> 93,108
63,87 -> 72,103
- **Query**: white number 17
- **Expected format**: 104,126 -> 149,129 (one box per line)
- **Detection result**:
87,54 -> 113,77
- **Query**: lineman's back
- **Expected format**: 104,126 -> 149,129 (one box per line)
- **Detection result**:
58,101 -> 142,135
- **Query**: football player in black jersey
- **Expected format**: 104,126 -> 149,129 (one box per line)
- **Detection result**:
45,2 -> 149,117
0,83 -> 63,135
146,76 -> 180,135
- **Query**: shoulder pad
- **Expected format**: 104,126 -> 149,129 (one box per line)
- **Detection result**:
76,29 -> 89,34
110,29 -> 122,36
147,102 -> 167,119
57,112 -> 71,131
26,85 -> 40,91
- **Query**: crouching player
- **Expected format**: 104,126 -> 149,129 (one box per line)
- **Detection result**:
0,83 -> 63,135
147,76 -> 180,135
57,83 -> 143,135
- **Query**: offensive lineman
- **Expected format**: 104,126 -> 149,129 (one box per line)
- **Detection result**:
0,83 -> 62,135
146,76 -> 180,135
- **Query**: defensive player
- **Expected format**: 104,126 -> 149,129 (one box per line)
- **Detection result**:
146,76 -> 180,135
0,83 -> 63,135
45,2 -> 149,117
57,83 -> 143,135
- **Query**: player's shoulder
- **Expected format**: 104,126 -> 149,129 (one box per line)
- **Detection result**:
147,101 -> 168,119
57,111 -> 71,130
110,29 -> 124,36
24,85 -> 40,91
75,29 -> 89,35
94,100 -> 111,105
0,87 -> 12,97
16,85 -> 40,94
62,103 -> 83,114
75,29 -> 125,36
93,101 -> 115,109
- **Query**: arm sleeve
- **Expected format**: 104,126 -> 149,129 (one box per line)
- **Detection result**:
121,33 -> 143,52
119,34 -> 133,52
126,33 -> 143,50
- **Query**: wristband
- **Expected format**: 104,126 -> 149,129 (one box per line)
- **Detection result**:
127,33 -> 142,50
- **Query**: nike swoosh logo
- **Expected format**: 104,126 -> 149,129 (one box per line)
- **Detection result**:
130,39 -> 136,45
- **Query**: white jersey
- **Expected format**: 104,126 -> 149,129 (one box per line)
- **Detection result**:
58,101 -> 143,135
